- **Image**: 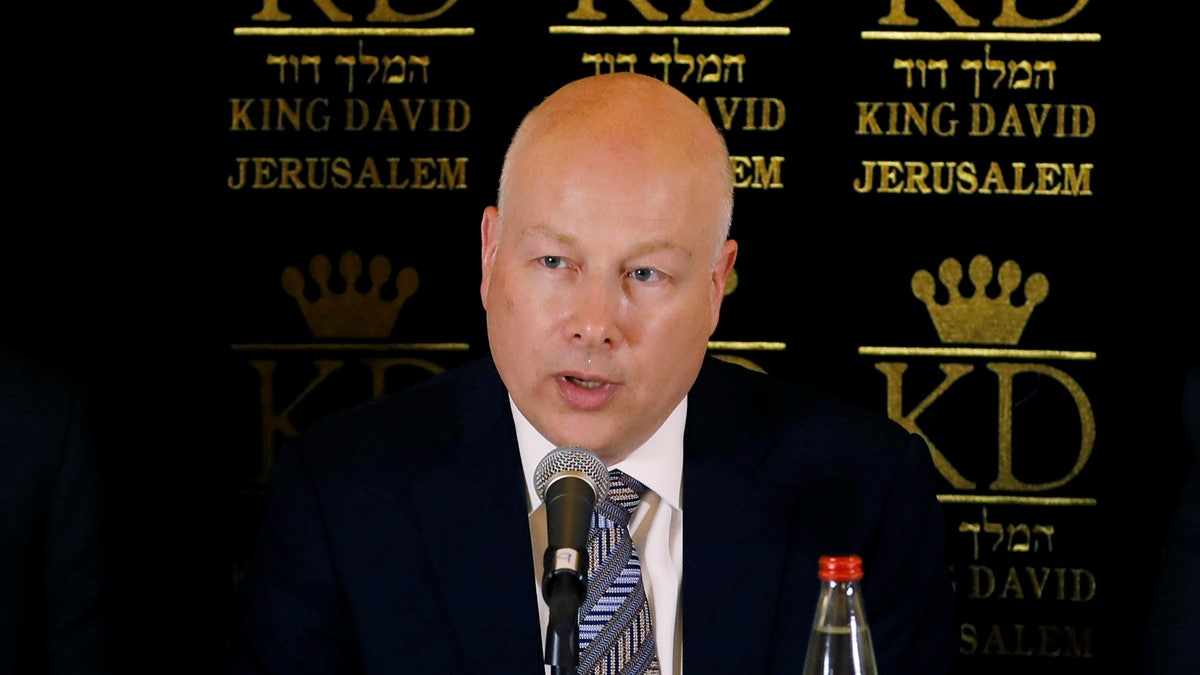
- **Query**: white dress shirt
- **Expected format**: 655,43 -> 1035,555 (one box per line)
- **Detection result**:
514,396 -> 686,675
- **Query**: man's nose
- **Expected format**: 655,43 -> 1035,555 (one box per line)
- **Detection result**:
565,276 -> 619,347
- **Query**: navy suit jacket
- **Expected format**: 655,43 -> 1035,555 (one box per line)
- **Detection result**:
232,356 -> 957,674
1142,366 -> 1200,673
1,346 -> 109,675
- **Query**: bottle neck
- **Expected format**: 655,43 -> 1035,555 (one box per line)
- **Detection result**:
811,580 -> 870,631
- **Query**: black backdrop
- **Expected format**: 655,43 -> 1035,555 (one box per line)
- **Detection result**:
5,1 -> 1193,673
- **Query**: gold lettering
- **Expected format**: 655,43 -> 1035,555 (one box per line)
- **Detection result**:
275,98 -> 303,131
566,0 -> 773,20
758,98 -> 785,131
959,623 -> 978,655
1060,163 -> 1093,196
230,98 -> 255,130
875,362 -> 976,488
879,0 -> 980,26
931,161 -> 955,194
1025,103 -> 1051,137
254,157 -> 278,188
252,0 -> 352,22
955,161 -> 978,193
401,99 -> 425,130
387,157 -> 408,188
332,157 -> 353,187
567,0 -> 668,20
901,102 -> 929,135
279,157 -> 305,188
741,98 -> 759,131
355,157 -> 384,188
437,157 -> 469,189
681,0 -> 774,21
1026,566 -> 1052,599
932,102 -> 957,136
885,102 -> 901,135
445,99 -> 470,131
958,623 -> 1095,658
982,623 -> 1007,655
998,104 -> 1025,137
749,156 -> 784,188
1011,163 -> 1034,194
716,97 -> 743,130
729,156 -> 752,188
994,0 -> 1089,27
345,98 -> 369,131
857,102 -> 884,135
429,100 -> 442,131
1071,104 -> 1096,137
879,0 -> 1087,28
410,157 -> 438,188
853,161 -> 876,193
969,102 -> 995,136
1035,162 -> 1061,195
877,160 -> 904,192
374,100 -> 399,131
247,360 -> 343,480
228,158 -> 248,189
999,567 -> 1025,599
367,0 -> 457,22
307,157 -> 330,188
988,363 -> 1095,491
969,565 -> 995,598
978,161 -> 1008,194
1071,568 -> 1097,602
904,161 -> 931,194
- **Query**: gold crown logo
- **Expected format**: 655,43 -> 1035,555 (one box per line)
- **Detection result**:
912,255 -> 1048,345
282,251 -> 419,338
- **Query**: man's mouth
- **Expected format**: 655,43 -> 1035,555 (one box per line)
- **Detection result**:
557,374 -> 618,411
565,376 -> 604,389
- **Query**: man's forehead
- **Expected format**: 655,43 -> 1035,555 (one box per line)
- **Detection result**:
512,223 -> 697,260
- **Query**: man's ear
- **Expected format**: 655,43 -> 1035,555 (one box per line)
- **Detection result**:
480,206 -> 500,308
709,238 -> 738,329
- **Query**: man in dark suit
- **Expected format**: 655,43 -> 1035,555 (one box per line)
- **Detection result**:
1142,366 -> 1199,673
1,345 -> 110,674
232,72 -> 956,674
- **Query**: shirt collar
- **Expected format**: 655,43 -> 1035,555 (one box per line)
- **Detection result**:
514,396 -> 686,514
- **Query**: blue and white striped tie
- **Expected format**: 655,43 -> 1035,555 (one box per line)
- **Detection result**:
578,470 -> 660,675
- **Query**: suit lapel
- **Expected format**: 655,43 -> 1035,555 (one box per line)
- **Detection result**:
682,359 -> 790,672
407,363 -> 545,670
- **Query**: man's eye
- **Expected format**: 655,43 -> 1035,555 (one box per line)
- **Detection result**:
630,268 -> 660,282
540,256 -> 564,269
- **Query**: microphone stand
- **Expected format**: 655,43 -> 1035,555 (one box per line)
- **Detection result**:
543,548 -> 586,675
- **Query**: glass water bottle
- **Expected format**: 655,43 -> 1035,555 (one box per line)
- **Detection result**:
801,554 -> 879,675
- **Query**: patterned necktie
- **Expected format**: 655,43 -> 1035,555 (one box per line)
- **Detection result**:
578,469 -> 661,675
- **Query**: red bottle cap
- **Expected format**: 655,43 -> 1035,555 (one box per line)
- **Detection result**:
817,555 -> 863,581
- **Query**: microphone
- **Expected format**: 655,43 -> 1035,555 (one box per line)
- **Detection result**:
534,446 -> 610,671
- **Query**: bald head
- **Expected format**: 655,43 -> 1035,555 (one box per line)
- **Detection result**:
498,73 -> 733,254
479,72 -> 739,461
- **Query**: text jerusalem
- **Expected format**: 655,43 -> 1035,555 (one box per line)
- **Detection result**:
227,156 -> 468,190
853,160 -> 1093,196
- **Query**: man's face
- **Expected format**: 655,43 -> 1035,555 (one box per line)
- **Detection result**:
480,131 -> 736,464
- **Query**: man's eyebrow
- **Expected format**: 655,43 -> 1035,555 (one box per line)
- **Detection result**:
521,225 -> 576,246
628,239 -> 692,261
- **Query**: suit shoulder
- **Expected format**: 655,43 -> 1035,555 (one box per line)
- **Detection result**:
283,357 -> 505,465
0,345 -> 89,442
700,356 -> 910,446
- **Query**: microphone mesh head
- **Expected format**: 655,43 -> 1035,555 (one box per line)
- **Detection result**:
534,446 -> 610,504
